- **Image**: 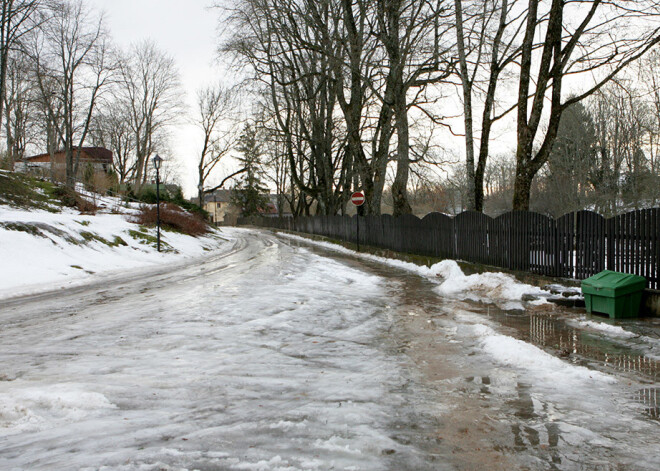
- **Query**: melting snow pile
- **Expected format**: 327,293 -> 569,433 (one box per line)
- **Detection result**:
431,260 -> 548,305
569,319 -> 638,338
279,232 -> 548,306
467,322 -> 616,384
0,384 -> 117,436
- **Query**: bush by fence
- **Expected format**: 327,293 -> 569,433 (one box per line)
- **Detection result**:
238,209 -> 660,290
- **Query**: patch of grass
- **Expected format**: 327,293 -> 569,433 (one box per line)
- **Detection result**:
129,229 -> 156,243
0,222 -> 44,237
112,236 -> 128,247
80,231 -> 105,243
0,171 -> 97,213
50,186 -> 77,207
128,229 -> 173,251
70,265 -> 83,270
52,186 -> 97,213
0,172 -> 56,210
76,220 -> 91,226
77,231 -> 130,248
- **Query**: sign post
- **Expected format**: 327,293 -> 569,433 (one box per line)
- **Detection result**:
351,191 -> 365,252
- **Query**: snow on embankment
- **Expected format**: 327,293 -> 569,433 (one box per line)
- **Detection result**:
0,202 -> 230,300
277,232 -> 548,306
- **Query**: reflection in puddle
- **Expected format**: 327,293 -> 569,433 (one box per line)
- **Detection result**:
475,306 -> 660,427
484,307 -> 659,385
605,354 -> 658,379
633,388 -> 659,420
508,383 -> 562,467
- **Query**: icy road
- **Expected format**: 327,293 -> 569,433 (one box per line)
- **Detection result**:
0,228 -> 658,470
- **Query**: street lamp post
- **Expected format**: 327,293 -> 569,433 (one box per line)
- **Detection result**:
153,154 -> 163,253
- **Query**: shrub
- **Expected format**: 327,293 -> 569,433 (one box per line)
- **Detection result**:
76,196 -> 98,214
51,186 -> 78,207
131,203 -> 209,236
131,185 -> 209,220
51,185 -> 97,213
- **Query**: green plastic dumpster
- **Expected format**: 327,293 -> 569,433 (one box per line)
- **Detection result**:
581,270 -> 646,319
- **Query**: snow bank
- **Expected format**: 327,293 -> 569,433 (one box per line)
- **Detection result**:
467,322 -> 616,384
278,232 -> 548,305
0,204 -> 232,300
569,319 -> 638,338
431,259 -> 547,303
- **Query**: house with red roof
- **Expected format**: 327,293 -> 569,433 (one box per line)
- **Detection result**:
15,147 -> 113,180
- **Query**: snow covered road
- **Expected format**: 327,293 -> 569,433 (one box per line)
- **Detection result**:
0,228 -> 658,470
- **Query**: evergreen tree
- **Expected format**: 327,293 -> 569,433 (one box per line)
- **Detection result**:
231,124 -> 270,217
535,102 -> 598,216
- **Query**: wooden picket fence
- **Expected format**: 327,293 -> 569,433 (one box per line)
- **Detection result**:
239,209 -> 660,289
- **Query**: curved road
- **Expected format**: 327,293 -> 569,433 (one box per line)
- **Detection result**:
0,228 -> 658,470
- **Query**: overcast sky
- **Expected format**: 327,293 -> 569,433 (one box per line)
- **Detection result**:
88,0 -> 231,198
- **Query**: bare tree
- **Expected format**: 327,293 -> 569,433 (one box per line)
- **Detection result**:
587,82 -> 657,213
636,50 -> 660,206
375,0 -> 454,216
3,53 -> 36,165
118,40 -> 181,189
29,0 -> 113,187
453,0 -> 522,212
194,83 -> 240,206
224,0 -> 351,216
89,102 -> 136,184
260,122 -> 290,216
533,101 -> 598,216
511,0 -> 660,210
0,0 -> 41,144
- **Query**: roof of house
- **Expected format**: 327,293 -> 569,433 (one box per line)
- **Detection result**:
26,147 -> 112,163
204,189 -> 233,204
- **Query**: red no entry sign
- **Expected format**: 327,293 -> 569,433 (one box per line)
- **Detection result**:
351,191 -> 365,206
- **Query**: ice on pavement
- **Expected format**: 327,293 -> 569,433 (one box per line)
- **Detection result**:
3,224 -> 659,469
444,310 -> 660,470
0,230 -> 424,470
279,232 -> 548,305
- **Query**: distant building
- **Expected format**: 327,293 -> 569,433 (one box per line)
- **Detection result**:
202,190 -> 292,224
15,147 -> 113,181
264,193 -> 293,217
203,189 -> 236,225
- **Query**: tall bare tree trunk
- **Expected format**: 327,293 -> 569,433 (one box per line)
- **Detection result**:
454,0 -> 475,211
380,0 -> 412,216
391,75 -> 412,216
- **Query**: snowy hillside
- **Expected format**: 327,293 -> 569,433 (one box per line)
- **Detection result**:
0,172 -> 231,299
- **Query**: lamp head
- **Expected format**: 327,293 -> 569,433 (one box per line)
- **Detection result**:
153,154 -> 163,171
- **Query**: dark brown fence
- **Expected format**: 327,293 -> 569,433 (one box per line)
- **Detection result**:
239,209 -> 660,289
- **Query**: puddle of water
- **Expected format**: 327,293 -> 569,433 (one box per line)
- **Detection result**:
475,305 -> 660,385
290,239 -> 660,468
633,387 -> 659,420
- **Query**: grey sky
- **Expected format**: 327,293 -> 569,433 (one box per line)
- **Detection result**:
88,0 -> 226,197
